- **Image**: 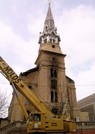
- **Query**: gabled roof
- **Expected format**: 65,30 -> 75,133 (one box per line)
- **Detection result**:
20,66 -> 39,76
66,76 -> 75,83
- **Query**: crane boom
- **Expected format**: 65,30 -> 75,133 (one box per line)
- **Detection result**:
12,83 -> 28,120
0,56 -> 76,133
0,56 -> 54,117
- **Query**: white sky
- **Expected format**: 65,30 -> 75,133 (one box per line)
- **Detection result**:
0,0 -> 95,104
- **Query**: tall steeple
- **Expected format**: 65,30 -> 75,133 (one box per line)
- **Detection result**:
38,1 -> 61,45
44,1 -> 55,33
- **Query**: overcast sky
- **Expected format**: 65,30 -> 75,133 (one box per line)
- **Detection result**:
0,0 -> 95,103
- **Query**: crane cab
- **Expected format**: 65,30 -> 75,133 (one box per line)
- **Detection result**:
27,112 -> 45,133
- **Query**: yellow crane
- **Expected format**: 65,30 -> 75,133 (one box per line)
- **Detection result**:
0,56 -> 76,133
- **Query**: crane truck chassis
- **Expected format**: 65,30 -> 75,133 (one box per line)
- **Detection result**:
0,56 -> 76,133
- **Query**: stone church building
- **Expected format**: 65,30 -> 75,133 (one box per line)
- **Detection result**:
8,3 -> 78,123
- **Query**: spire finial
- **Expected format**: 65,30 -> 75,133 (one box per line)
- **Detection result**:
48,0 -> 51,5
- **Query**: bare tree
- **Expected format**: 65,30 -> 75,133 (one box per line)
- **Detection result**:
0,91 -> 11,118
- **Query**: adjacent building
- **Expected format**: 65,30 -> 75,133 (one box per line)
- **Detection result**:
77,93 -> 95,121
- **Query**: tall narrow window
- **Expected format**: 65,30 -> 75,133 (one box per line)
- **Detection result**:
55,92 -> 58,102
44,38 -> 47,43
51,68 -> 57,78
51,91 -> 58,103
51,91 -> 54,102
53,39 -> 55,43
51,79 -> 57,89
50,67 -> 58,103
50,38 -> 52,43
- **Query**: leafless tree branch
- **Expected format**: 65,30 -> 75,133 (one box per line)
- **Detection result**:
0,91 -> 11,118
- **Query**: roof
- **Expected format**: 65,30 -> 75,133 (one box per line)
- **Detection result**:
66,76 -> 75,83
20,66 -> 39,76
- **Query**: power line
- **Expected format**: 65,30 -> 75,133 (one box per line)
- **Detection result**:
0,83 -> 95,87
76,84 -> 95,87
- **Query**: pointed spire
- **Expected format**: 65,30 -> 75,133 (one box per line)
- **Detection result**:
44,2 -> 55,31
38,1 -> 61,44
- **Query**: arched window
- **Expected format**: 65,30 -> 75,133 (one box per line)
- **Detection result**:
44,38 -> 47,43
53,39 -> 55,43
55,92 -> 58,102
51,91 -> 58,103
50,38 -> 52,43
51,79 -> 57,89
51,68 -> 57,78
51,91 -> 54,102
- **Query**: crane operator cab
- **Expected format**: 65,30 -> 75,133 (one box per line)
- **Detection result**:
27,112 -> 45,133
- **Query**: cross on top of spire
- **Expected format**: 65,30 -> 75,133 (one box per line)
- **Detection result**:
48,0 -> 51,5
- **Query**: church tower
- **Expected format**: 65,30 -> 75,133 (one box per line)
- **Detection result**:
8,2 -> 78,122
35,2 -> 67,114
